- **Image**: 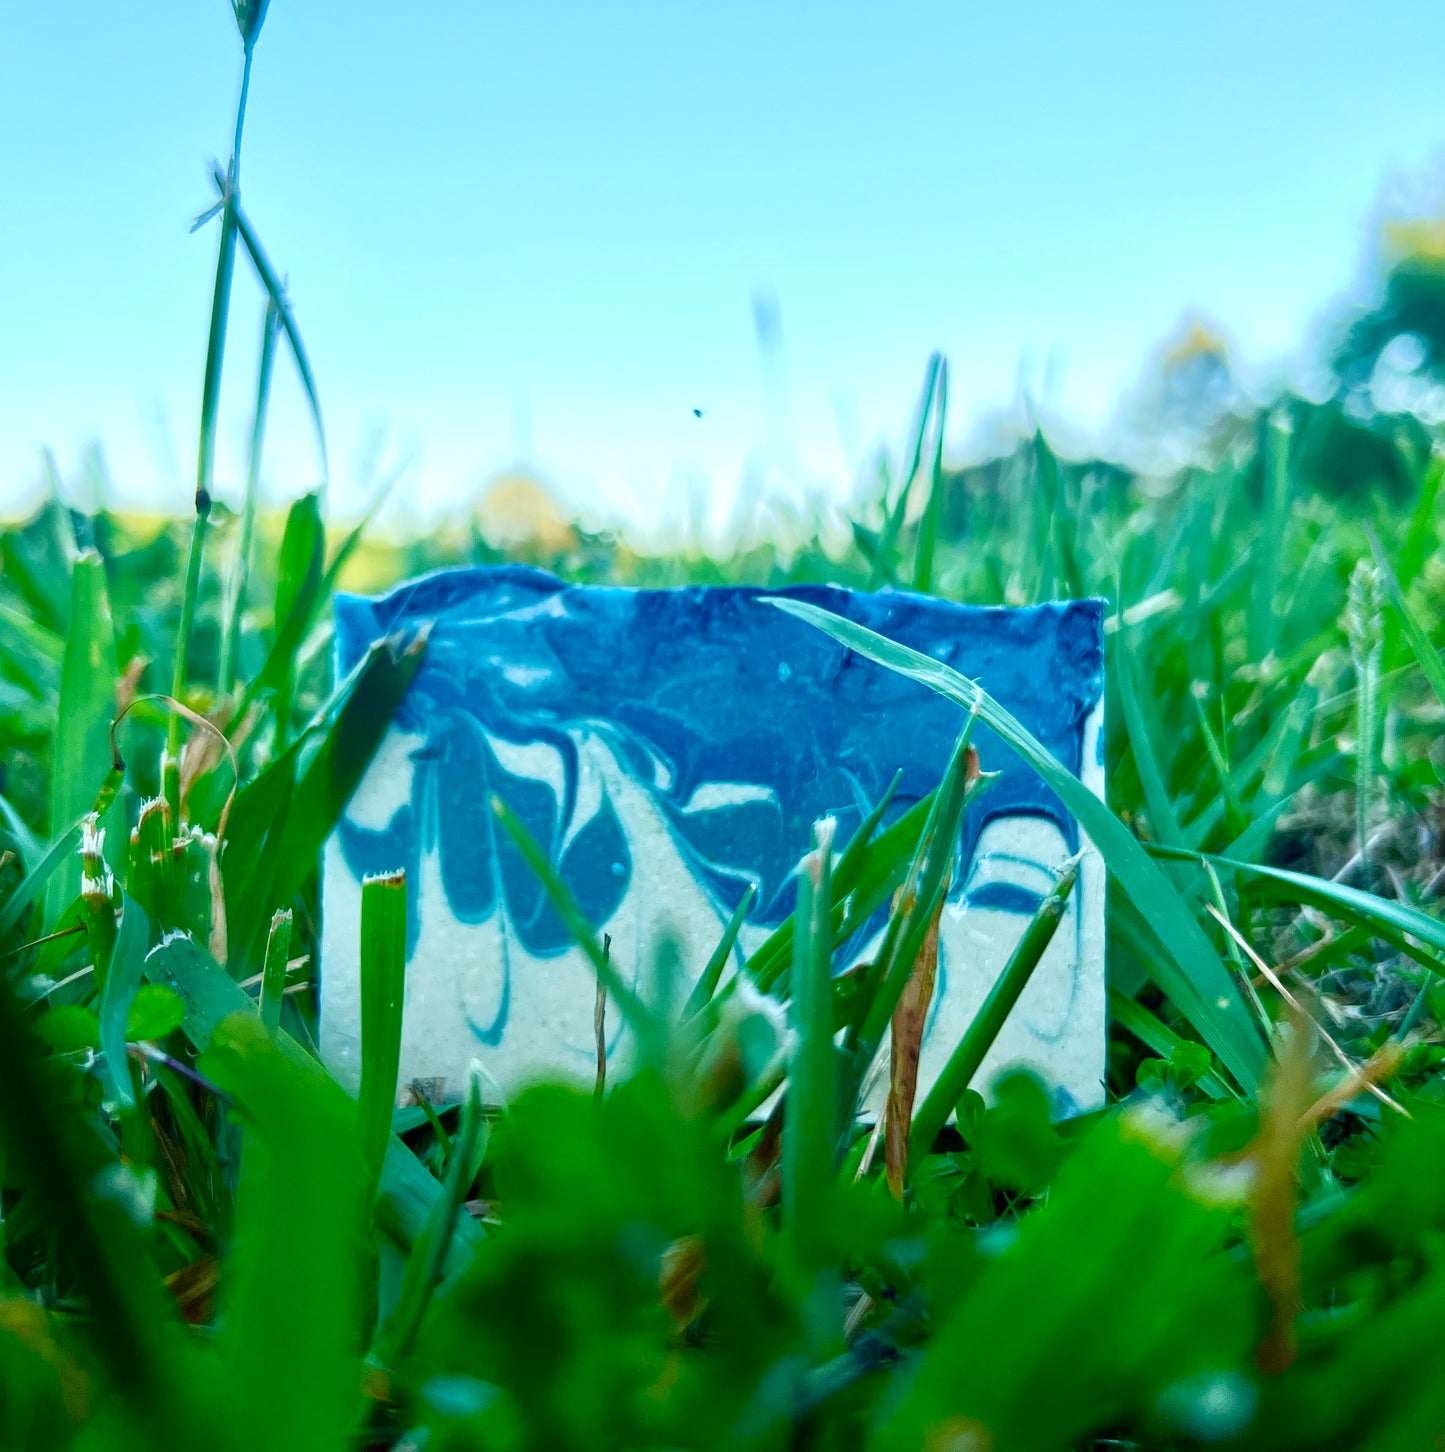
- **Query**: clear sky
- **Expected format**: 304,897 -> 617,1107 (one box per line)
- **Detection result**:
3,2 -> 1444,533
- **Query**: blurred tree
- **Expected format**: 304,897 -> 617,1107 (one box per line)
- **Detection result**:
1334,212 -> 1445,426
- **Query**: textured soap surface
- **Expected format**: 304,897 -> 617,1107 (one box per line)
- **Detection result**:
322,566 -> 1106,1113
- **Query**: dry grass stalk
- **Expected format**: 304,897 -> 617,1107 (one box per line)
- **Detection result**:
1247,1001 -> 1317,1375
885,893 -> 944,1199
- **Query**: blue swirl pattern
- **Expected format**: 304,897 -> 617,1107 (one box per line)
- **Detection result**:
327,567 -> 1105,1087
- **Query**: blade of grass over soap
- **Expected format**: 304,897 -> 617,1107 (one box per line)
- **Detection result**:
683,883 -> 757,1020
359,871 -> 407,1203
911,853 -> 1079,1158
746,783 -> 928,996
492,794 -> 652,1037
226,626 -> 428,972
843,721 -> 986,1105
766,595 -> 1266,1093
782,820 -> 839,1286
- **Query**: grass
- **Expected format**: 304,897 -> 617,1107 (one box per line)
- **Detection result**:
9,5 -> 1445,1448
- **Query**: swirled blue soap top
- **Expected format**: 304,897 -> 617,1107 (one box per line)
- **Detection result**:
332,566 -> 1103,948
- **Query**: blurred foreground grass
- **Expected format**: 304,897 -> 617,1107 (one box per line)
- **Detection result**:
9,374 -> 1445,1449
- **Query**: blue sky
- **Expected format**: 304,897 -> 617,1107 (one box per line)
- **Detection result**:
3,2 -> 1444,532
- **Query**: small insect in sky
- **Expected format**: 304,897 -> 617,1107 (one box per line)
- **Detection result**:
693,408 -> 705,418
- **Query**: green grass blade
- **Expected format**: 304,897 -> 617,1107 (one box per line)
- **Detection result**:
913,357 -> 948,593
868,352 -> 941,589
126,797 -> 181,930
0,952 -> 205,1446
217,165 -> 328,480
782,820 -> 838,1284
1191,691 -> 1246,834
0,791 -> 42,871
1346,558 -> 1384,868
1396,447 -> 1443,592
318,458 -> 409,598
226,625 -> 429,972
911,853 -> 1079,1157
403,1084 -> 454,1161
228,490 -> 325,734
1107,988 -> 1234,1101
96,892 -> 152,1111
683,882 -> 756,1019
834,768 -> 902,891
1249,414 -> 1291,662
219,298 -> 281,697
48,550 -> 117,924
1112,630 -> 1184,848
142,929 -> 249,1042
0,598 -> 64,695
1171,847 -> 1445,967
1034,428 -> 1085,602
267,490 -> 326,744
374,1069 -> 486,1365
229,468 -> 405,734
491,794 -> 653,1036
170,200 -> 240,784
1369,527 -> 1445,714
766,594 -> 1266,1093
746,774 -> 917,994
847,723 -> 986,1086
0,818 -> 85,941
359,870 -> 408,1202
259,907 -> 292,1033
1179,687 -> 1309,852
202,1012 -> 366,1452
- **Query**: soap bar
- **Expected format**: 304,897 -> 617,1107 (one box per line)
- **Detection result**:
321,567 -> 1106,1114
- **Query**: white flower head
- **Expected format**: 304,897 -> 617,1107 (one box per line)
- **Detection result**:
79,814 -> 113,898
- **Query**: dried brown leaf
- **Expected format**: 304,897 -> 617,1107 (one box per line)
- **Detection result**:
885,886 -> 944,1199
115,654 -> 149,719
163,1257 -> 220,1325
1247,1000 -> 1318,1375
207,845 -> 227,965
659,1233 -> 709,1335
1298,1040 -> 1407,1135
745,1099 -> 785,1208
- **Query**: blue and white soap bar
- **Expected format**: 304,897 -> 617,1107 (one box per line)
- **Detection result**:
321,567 -> 1106,1114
